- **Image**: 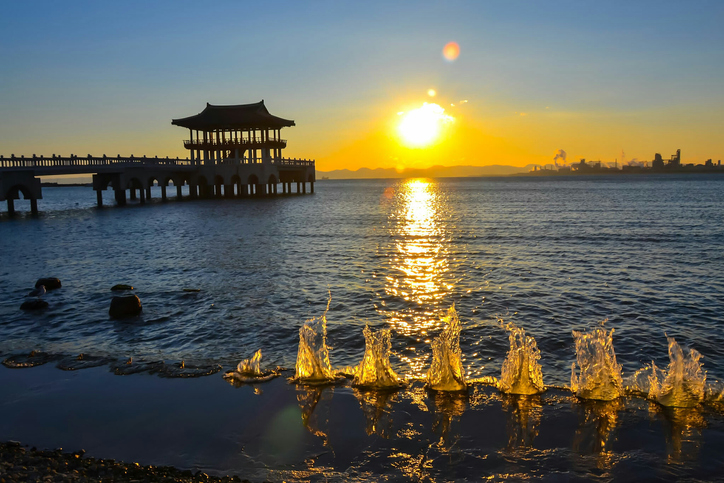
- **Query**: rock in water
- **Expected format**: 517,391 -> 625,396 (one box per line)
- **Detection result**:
20,299 -> 48,311
109,295 -> 142,318
111,284 -> 134,291
35,278 -> 61,290
28,285 -> 46,297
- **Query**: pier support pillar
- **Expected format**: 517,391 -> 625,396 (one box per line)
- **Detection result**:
224,184 -> 233,198
296,182 -> 301,194
96,190 -> 103,208
30,198 -> 38,215
115,189 -> 127,206
189,184 -> 197,199
176,185 -> 182,200
310,182 -> 314,194
146,187 -> 152,200
7,198 -> 14,215
139,188 -> 146,204
273,183 -> 278,195
161,185 -> 167,201
130,188 -> 137,200
302,182 -> 306,194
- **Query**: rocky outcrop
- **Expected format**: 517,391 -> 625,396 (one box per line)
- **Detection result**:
109,295 -> 142,318
35,278 -> 61,290
111,284 -> 134,291
20,299 -> 48,311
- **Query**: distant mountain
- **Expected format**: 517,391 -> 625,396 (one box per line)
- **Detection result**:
316,164 -> 535,179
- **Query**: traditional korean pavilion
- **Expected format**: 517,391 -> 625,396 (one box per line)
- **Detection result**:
172,100 -> 295,165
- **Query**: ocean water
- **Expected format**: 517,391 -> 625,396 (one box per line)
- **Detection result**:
1,174 -> 724,480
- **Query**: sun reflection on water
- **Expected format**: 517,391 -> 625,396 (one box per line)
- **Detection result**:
378,178 -> 453,379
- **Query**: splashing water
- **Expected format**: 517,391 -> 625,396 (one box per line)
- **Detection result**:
648,336 -> 706,407
223,349 -> 278,384
353,325 -> 402,389
570,325 -> 623,401
426,306 -> 466,392
294,295 -> 335,382
498,321 -> 544,395
237,349 -> 263,376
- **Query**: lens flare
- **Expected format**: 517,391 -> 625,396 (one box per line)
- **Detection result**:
397,103 -> 454,148
427,89 -> 436,97
442,42 -> 460,61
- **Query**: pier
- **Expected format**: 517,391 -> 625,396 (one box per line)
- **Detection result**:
0,101 -> 315,215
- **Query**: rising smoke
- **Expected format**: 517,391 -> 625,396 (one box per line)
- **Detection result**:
553,149 -> 567,167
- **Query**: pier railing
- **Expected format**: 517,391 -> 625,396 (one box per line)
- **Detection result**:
0,154 -> 314,174
183,138 -> 287,149
0,154 -> 194,170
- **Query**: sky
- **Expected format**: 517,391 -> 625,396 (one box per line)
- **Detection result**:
2,1 -> 724,171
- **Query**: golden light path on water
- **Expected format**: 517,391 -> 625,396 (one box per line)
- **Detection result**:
380,178 -> 453,379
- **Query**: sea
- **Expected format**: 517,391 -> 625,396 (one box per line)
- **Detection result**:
1,174 -> 723,481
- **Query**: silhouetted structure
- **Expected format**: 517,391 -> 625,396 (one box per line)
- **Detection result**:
528,148 -> 723,177
0,101 -> 315,215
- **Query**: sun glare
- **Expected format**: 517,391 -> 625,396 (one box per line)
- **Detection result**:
397,103 -> 454,148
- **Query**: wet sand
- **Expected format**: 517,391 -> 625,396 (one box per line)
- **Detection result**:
1,364 -> 723,481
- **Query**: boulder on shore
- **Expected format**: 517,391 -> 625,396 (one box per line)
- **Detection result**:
109,295 -> 142,318
35,278 -> 61,290
20,299 -> 48,311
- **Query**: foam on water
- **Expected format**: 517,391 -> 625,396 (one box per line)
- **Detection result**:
353,325 -> 402,388
498,321 -> 544,395
648,336 -> 706,407
294,295 -> 335,382
570,324 -> 623,401
426,306 -> 466,392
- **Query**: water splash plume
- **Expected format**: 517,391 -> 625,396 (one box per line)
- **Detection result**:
570,324 -> 623,401
498,321 -> 544,395
648,336 -> 706,407
426,306 -> 466,392
353,325 -> 402,388
294,294 -> 335,382
237,349 -> 263,375
223,349 -> 278,384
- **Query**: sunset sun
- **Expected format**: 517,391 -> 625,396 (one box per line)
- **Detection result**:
397,102 -> 454,148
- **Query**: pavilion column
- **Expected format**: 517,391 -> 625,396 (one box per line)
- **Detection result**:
96,190 -> 103,207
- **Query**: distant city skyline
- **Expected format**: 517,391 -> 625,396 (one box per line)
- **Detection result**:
2,1 -> 724,171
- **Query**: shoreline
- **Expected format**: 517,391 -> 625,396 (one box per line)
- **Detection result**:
0,441 -> 250,482
2,364 -> 724,481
